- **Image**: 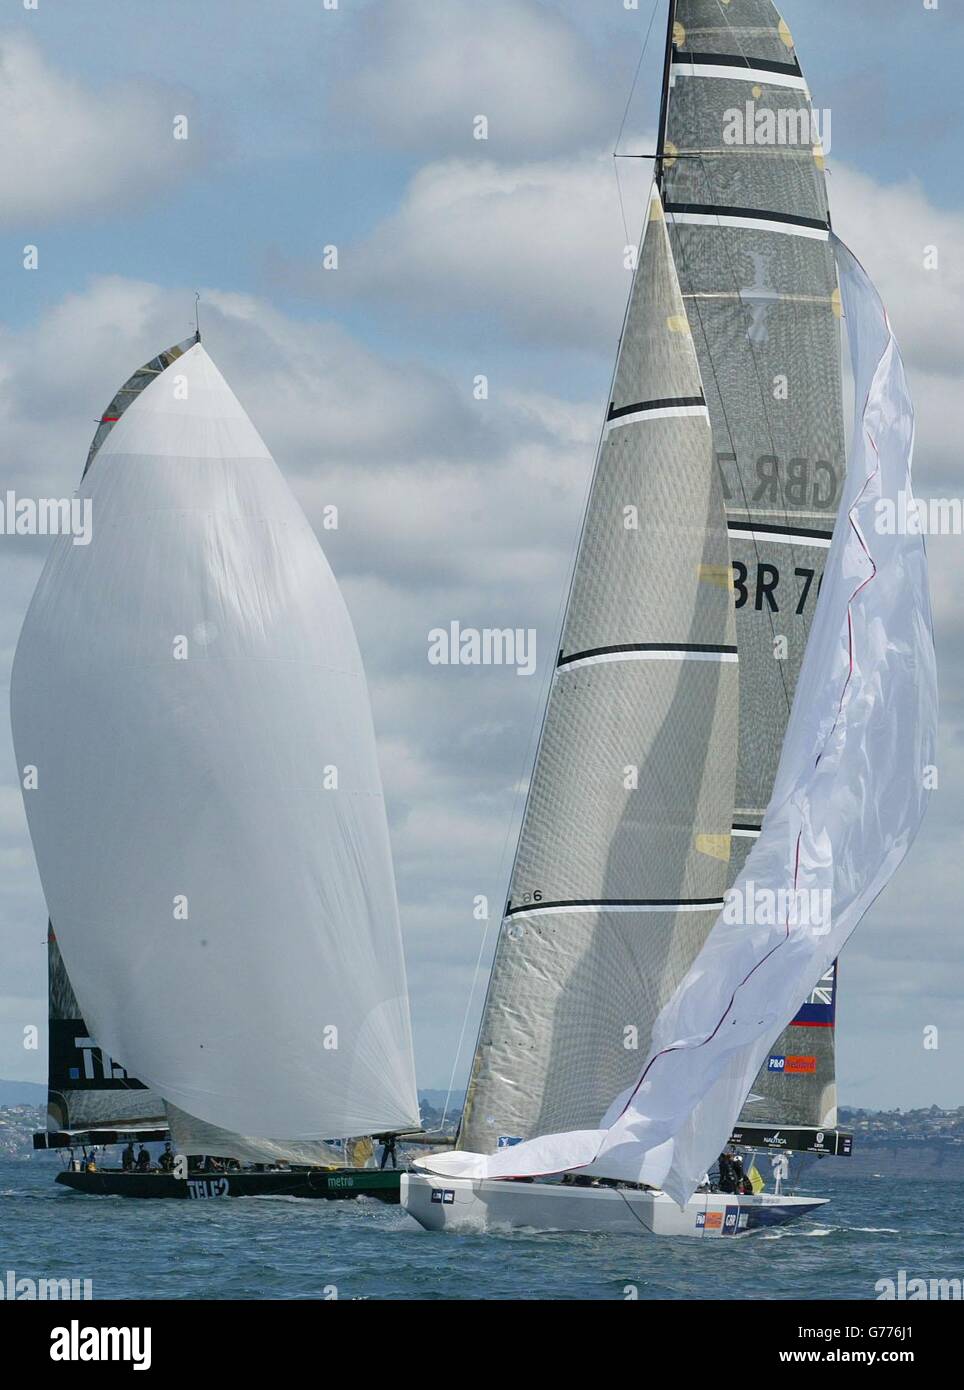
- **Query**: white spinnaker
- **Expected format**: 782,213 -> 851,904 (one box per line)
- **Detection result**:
11,344 -> 420,1143
418,239 -> 937,1199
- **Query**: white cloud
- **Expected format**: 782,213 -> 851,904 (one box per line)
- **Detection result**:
301,148 -> 654,347
330,0 -> 613,157
0,33 -> 204,226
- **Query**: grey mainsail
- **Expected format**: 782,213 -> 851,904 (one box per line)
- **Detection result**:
459,192 -> 738,1154
664,0 -> 848,1151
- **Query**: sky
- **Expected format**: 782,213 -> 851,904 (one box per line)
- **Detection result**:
1,0 -> 962,1113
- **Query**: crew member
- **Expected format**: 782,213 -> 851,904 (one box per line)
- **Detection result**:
136,1144 -> 151,1172
379,1134 -> 398,1170
122,1141 -> 136,1172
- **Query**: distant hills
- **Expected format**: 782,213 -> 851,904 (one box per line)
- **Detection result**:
0,1079 -> 45,1106
418,1089 -> 464,1110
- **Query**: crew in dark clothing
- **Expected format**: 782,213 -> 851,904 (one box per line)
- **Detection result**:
158,1142 -> 175,1173
717,1151 -> 735,1193
379,1135 -> 398,1170
731,1153 -> 745,1194
135,1144 -> 151,1172
122,1141 -> 136,1172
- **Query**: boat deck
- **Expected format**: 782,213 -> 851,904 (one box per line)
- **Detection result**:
55,1167 -> 402,1201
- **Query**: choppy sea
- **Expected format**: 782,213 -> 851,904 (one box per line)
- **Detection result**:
2,1161 -> 960,1301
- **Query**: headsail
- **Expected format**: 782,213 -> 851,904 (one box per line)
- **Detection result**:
458,190 -> 738,1154
663,0 -> 848,1150
34,338 -> 195,1149
13,342 -> 421,1156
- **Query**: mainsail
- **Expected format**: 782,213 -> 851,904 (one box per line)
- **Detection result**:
34,339 -> 194,1148
459,190 -> 738,1154
14,340 -> 420,1162
457,0 -> 850,1160
662,0 -> 847,1152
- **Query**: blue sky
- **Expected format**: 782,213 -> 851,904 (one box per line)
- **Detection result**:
2,0 -> 963,1111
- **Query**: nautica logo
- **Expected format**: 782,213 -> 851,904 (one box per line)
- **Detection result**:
0,490 -> 92,546
764,1132 -> 787,1147
50,1320 -> 151,1370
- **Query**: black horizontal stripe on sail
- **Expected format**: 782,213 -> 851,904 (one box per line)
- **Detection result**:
505,897 -> 726,917
607,394 -> 705,421
558,642 -> 737,668
665,202 -> 830,234
672,47 -> 804,79
727,520 -> 834,542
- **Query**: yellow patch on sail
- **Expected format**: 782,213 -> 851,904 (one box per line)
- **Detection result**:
778,19 -> 794,49
649,195 -> 665,222
666,314 -> 690,334
832,287 -> 843,319
699,564 -> 734,591
813,142 -> 826,171
696,834 -> 731,861
663,140 -> 678,171
673,21 -> 686,46
752,84 -> 763,100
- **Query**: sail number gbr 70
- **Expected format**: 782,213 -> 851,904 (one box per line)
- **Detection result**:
732,562 -> 823,615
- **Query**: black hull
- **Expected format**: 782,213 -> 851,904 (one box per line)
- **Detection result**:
55,1168 -> 401,1202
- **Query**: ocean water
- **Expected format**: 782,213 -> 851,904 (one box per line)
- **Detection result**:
2,1161 -> 961,1301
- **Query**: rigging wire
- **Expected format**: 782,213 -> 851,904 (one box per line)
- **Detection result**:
613,0 -> 662,251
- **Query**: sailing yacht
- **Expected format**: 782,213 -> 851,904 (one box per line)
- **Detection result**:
402,0 -> 936,1237
14,335 -> 421,1200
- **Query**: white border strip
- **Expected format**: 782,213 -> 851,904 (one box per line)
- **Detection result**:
666,210 -> 830,242
731,828 -> 762,839
605,404 -> 710,435
558,648 -> 738,673
507,901 -> 725,922
670,60 -> 809,92
729,526 -> 832,549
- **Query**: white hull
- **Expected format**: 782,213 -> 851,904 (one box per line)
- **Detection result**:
401,1174 -> 828,1238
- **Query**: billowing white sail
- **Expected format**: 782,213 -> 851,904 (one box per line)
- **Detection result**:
12,343 -> 420,1149
418,240 -> 937,1197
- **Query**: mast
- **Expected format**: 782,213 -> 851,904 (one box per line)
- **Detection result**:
654,0 -> 679,192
